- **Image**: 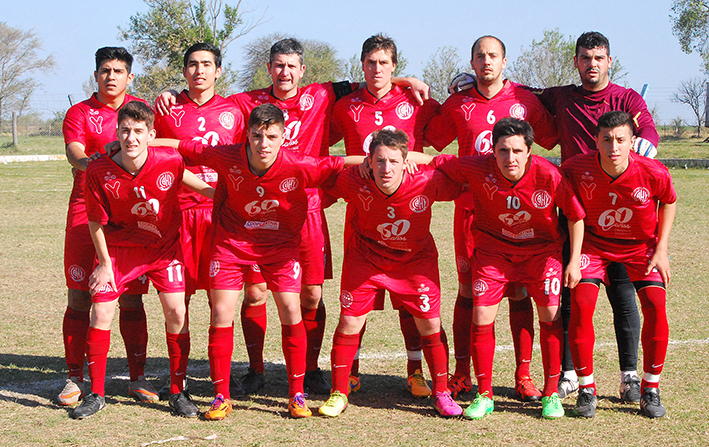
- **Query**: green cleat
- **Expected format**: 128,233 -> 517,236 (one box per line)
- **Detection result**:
463,392 -> 494,420
541,392 -> 565,419
319,390 -> 348,417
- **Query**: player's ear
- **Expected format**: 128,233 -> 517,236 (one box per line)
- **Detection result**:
573,56 -> 579,69
127,72 -> 135,86
148,127 -> 156,142
608,55 -> 612,69
300,64 -> 306,76
215,66 -> 222,80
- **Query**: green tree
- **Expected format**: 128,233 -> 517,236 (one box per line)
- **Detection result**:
422,46 -> 466,102
670,0 -> 709,74
0,23 -> 55,123
239,33 -> 344,91
119,0 -> 265,100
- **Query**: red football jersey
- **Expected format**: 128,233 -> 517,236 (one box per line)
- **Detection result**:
329,85 -> 439,155
327,165 -> 461,267
84,147 -> 185,248
230,82 -> 339,157
63,94 -> 147,226
434,153 -> 585,255
154,90 -> 243,210
425,80 -> 558,156
177,140 -> 344,263
561,152 -> 676,253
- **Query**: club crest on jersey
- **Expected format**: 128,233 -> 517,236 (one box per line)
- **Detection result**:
218,112 -> 235,130
396,102 -> 414,120
531,190 -> 552,209
169,107 -> 185,127
499,211 -> 531,226
68,265 -> 86,283
509,103 -> 527,120
88,110 -> 104,133
461,102 -> 476,121
340,290 -> 354,308
472,279 -> 488,297
579,254 -> 590,270
156,172 -> 175,191
300,94 -> 315,111
631,187 -> 651,204
456,255 -> 470,273
104,181 -> 121,199
279,177 -> 299,193
599,207 -> 633,231
409,195 -> 430,213
209,260 -> 220,277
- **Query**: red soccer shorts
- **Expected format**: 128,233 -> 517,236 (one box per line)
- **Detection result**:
339,249 -> 441,319
453,198 -> 476,285
209,258 -> 302,293
91,241 -> 185,303
579,241 -> 663,283
180,205 -> 213,295
65,222 -> 148,295
471,248 -> 563,308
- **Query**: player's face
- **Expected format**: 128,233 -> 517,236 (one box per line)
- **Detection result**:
247,123 -> 285,173
362,49 -> 396,92
596,124 -> 634,175
116,118 -> 155,161
94,59 -> 134,99
268,53 -> 305,95
493,134 -> 530,182
183,50 -> 222,92
369,144 -> 405,195
471,38 -> 506,85
574,46 -> 612,91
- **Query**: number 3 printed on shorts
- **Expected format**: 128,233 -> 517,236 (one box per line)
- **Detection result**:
419,294 -> 431,312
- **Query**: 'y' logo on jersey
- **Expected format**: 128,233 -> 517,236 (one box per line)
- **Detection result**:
350,104 -> 364,122
104,181 -> 121,199
358,193 -> 373,211
169,108 -> 185,127
88,113 -> 104,134
581,182 -> 596,200
483,182 -> 498,200
462,103 -> 476,121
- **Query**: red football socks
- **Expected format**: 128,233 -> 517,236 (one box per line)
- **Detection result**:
86,327 -> 110,397
452,293 -> 474,378
282,322 -> 307,396
331,331 -> 360,395
421,332 -> 448,394
471,322 -> 495,396
119,306 -> 148,381
208,325 -> 233,399
509,297 -> 534,379
166,332 -> 190,394
62,306 -> 89,380
399,309 -> 423,376
539,319 -> 563,397
569,282 -> 599,379
241,302 -> 267,374
638,286 -> 669,380
301,304 -> 326,372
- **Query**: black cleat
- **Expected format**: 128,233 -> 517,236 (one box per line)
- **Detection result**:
640,387 -> 666,418
573,387 -> 597,418
620,377 -> 642,403
304,368 -> 332,395
237,368 -> 265,395
169,391 -> 199,418
71,393 -> 106,419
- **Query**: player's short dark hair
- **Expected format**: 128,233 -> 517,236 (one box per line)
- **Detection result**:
492,117 -> 534,150
270,38 -> 304,65
575,31 -> 610,56
183,42 -> 222,68
248,103 -> 285,130
368,128 -> 409,160
597,111 -> 635,134
361,33 -> 397,64
117,101 -> 154,130
471,35 -> 506,59
95,47 -> 133,72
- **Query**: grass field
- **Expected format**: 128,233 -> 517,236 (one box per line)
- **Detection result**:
0,161 -> 708,446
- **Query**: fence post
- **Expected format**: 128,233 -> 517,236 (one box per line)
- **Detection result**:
705,82 -> 708,128
12,112 -> 18,146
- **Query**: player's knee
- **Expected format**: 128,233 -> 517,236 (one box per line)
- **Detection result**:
118,293 -> 143,309
243,282 -> 268,305
458,282 -> 473,298
67,289 -> 92,312
300,284 -> 322,308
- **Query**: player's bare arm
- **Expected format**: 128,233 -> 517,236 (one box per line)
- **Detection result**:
66,142 -> 90,171
564,219 -> 584,288
154,89 -> 180,116
87,221 -> 116,296
646,201 -> 676,284
181,169 -> 215,199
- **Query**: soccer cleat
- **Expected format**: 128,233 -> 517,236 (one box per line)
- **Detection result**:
71,393 -> 105,419
640,387 -> 666,418
58,377 -> 85,406
158,377 -> 189,401
406,369 -> 432,398
463,392 -> 494,420
237,368 -> 265,395
432,391 -> 463,417
288,393 -> 312,418
515,376 -> 542,402
319,391 -> 348,417
619,377 -> 642,403
558,375 -> 580,399
304,368 -> 331,395
448,374 -> 473,399
348,375 -> 361,393
128,375 -> 159,402
573,387 -> 597,418
204,394 -> 232,421
541,393 -> 565,419
169,391 -> 199,418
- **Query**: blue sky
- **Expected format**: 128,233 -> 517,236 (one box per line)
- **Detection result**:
3,0 -> 706,121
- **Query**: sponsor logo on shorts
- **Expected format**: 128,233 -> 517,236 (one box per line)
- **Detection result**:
219,112 -> 235,130
509,103 -> 528,120
68,265 -> 86,283
531,190 -> 552,209
138,274 -> 148,284
409,195 -> 430,213
300,94 -> 315,111
472,279 -> 488,297
98,284 -> 114,294
579,254 -> 590,270
137,220 -> 162,237
456,256 -> 470,273
396,102 -> 414,120
631,187 -> 651,204
209,260 -> 220,277
598,208 -> 633,231
279,177 -> 299,193
251,264 -> 261,273
157,172 -> 175,191
340,290 -> 354,308
499,211 -> 531,226
417,283 -> 430,294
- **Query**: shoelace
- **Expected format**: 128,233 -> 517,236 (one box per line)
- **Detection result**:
210,396 -> 226,410
324,393 -> 343,407
292,394 -> 308,408
411,374 -> 427,387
